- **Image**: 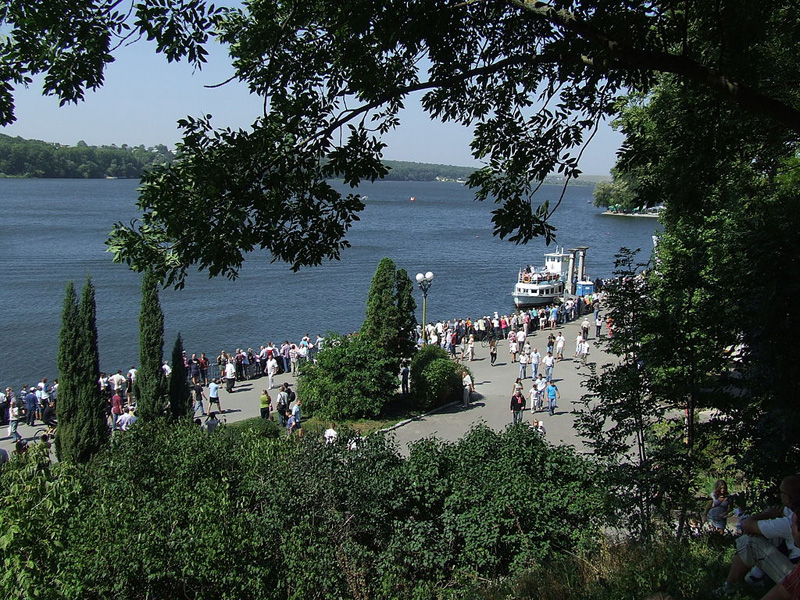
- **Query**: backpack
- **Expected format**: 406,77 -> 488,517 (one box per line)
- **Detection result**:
277,393 -> 287,413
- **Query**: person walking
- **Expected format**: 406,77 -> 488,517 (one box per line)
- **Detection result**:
462,371 -> 474,408
489,338 -> 498,366
259,389 -> 272,420
530,347 -> 540,379
7,399 -> 21,442
276,385 -> 289,428
510,389 -> 525,425
208,378 -> 223,413
192,381 -> 207,417
543,351 -> 555,382
546,380 -> 561,416
518,350 -> 529,379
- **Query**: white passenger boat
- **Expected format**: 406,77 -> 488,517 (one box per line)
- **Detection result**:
512,247 -> 590,308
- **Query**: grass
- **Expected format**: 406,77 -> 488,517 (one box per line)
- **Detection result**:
467,533 -> 738,600
227,392 -> 427,437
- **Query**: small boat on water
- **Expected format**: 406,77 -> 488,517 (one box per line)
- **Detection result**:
512,246 -> 592,308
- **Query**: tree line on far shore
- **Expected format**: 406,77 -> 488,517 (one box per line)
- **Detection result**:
0,134 -> 605,185
0,134 -> 174,179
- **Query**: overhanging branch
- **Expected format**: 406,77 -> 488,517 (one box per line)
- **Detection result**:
512,0 -> 800,134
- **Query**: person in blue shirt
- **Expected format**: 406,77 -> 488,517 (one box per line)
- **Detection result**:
546,381 -> 560,416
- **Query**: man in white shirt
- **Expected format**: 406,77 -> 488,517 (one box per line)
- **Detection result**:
530,348 -> 541,379
714,475 -> 800,597
266,356 -> 278,389
109,370 -> 126,395
542,351 -> 555,382
462,372 -> 474,408
224,360 -> 236,393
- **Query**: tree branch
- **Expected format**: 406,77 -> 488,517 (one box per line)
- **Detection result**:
511,0 -> 800,134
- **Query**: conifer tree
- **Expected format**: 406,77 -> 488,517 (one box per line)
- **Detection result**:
55,282 -> 79,462
169,334 -> 191,420
137,270 -> 167,420
395,268 -> 417,360
56,277 -> 108,463
78,277 -> 108,457
362,258 -> 400,363
362,258 -> 418,367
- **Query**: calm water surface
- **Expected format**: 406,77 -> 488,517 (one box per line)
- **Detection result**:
0,178 -> 658,384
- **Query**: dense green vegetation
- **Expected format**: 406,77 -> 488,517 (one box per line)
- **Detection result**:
5,0 -> 800,597
137,270 -> 168,421
0,134 -> 174,178
410,345 -> 467,412
55,277 -> 107,463
0,421 -> 605,600
296,333 -> 400,420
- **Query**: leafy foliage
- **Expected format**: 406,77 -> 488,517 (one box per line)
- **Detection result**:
599,72 -> 800,499
0,134 -> 174,178
0,421 -> 605,599
77,0 -> 798,284
409,345 -> 465,411
297,333 -> 399,421
0,0 -> 222,125
137,270 -> 167,421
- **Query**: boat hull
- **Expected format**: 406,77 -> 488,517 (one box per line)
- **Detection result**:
512,281 -> 565,308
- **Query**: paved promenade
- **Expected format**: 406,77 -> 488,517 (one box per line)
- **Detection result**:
388,317 -> 608,454
1,315 -> 610,457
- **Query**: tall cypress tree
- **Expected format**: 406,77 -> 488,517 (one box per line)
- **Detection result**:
395,268 -> 417,361
362,258 -> 418,366
55,282 -> 80,462
57,277 -> 108,463
169,333 -> 191,420
77,276 -> 108,459
137,270 -> 167,420
362,257 -> 400,357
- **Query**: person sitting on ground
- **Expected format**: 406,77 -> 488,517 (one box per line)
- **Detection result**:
324,423 -> 338,445
705,479 -> 733,532
760,503 -> 800,600
714,475 -> 800,597
41,400 -> 57,428
205,412 -> 221,433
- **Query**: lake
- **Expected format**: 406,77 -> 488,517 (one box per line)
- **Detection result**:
0,178 -> 658,385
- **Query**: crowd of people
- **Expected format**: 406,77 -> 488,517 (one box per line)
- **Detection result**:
2,295 -> 608,445
1,332 -> 329,445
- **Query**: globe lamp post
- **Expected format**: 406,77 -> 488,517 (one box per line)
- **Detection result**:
415,271 -> 434,344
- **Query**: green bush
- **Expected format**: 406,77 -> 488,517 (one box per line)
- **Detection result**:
296,333 -> 399,420
0,421 -> 606,600
410,345 -> 466,410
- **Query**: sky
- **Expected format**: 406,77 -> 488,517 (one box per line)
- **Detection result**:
3,39 -> 624,176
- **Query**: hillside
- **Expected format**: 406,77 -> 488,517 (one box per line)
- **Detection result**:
0,134 -> 606,183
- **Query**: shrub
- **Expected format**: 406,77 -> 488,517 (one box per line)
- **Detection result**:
0,421 -> 606,600
297,333 -> 399,420
410,345 -> 466,410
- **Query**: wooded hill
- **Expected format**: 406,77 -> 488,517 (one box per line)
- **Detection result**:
0,134 -> 175,178
0,134 -> 605,183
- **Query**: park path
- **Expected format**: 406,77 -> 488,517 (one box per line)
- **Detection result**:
0,314 -> 611,458
387,316 -> 609,455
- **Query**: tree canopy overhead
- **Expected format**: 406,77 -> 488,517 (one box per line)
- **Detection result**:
4,1 -> 800,285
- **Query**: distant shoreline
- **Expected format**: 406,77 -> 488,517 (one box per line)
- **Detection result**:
600,210 -> 659,218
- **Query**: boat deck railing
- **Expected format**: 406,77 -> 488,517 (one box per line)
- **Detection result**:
517,270 -> 563,285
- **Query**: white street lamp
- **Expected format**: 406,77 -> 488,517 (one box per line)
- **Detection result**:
415,271 -> 434,344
